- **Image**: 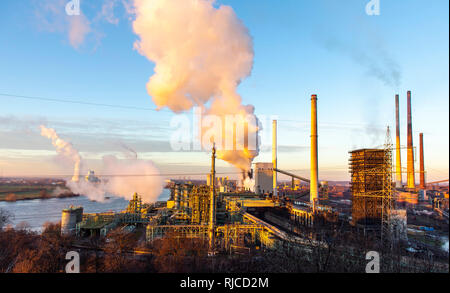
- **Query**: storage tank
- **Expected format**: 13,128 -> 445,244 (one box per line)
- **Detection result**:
61,206 -> 83,235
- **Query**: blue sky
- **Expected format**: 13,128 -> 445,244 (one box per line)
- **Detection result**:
0,0 -> 448,182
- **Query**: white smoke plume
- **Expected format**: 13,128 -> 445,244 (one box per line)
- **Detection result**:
131,0 -> 259,172
102,155 -> 163,203
40,125 -> 81,181
34,0 -> 92,49
243,177 -> 255,192
40,126 -> 163,203
67,155 -> 163,204
118,141 -> 138,160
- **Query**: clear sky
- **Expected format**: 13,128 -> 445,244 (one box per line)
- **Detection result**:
0,0 -> 448,182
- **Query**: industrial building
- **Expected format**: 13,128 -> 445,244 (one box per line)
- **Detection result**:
349,148 -> 388,228
85,170 -> 100,183
59,91 -> 447,261
254,162 -> 273,196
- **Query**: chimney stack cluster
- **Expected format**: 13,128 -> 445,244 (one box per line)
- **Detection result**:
395,90 -> 425,190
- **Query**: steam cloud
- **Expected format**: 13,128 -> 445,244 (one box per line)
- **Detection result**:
67,155 -> 163,203
40,125 -> 81,181
35,0 -> 92,49
40,125 -> 163,203
131,0 -> 259,172
243,177 -> 255,192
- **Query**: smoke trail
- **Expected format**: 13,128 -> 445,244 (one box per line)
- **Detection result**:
130,0 -> 259,172
67,155 -> 163,203
39,125 -> 81,181
321,36 -> 402,88
40,126 -> 163,203
118,141 -> 138,159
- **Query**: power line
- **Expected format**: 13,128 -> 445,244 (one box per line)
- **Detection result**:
0,92 -> 373,126
0,93 -> 171,113
0,93 -> 398,130
1,172 -> 244,178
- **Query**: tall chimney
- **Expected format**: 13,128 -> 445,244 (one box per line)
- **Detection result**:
419,133 -> 425,189
310,95 -> 318,209
406,91 -> 415,189
395,94 -> 402,188
209,144 -> 216,252
272,120 -> 277,197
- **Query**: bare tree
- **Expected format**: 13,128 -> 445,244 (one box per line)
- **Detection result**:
0,208 -> 13,230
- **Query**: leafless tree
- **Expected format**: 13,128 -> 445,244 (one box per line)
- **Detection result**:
0,208 -> 13,230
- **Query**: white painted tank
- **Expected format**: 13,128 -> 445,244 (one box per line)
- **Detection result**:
61,206 -> 83,235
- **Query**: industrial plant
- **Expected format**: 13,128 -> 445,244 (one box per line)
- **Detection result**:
0,0 -> 448,280
58,92 -> 449,271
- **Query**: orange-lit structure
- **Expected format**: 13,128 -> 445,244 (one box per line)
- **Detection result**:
310,95 -> 319,210
395,94 -> 402,188
349,147 -> 393,230
406,91 -> 416,189
419,133 -> 425,189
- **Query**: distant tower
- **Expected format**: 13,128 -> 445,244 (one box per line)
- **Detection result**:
209,143 -> 216,253
272,120 -> 278,197
310,95 -> 319,210
419,133 -> 426,189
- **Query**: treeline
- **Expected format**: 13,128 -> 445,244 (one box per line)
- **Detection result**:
0,227 -> 447,273
0,223 -> 74,272
0,207 -> 447,273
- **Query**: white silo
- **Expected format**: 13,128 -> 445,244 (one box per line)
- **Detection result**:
61,206 -> 83,235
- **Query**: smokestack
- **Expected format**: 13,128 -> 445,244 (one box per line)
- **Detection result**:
209,144 -> 216,252
406,91 -> 415,189
310,95 -> 318,208
272,120 -> 277,197
395,94 -> 402,188
40,125 -> 81,182
419,133 -> 425,189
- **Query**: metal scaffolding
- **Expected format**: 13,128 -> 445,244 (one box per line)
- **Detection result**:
190,185 -> 210,224
349,127 -> 394,243
146,223 -> 269,250
350,149 -> 385,227
381,127 -> 394,244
